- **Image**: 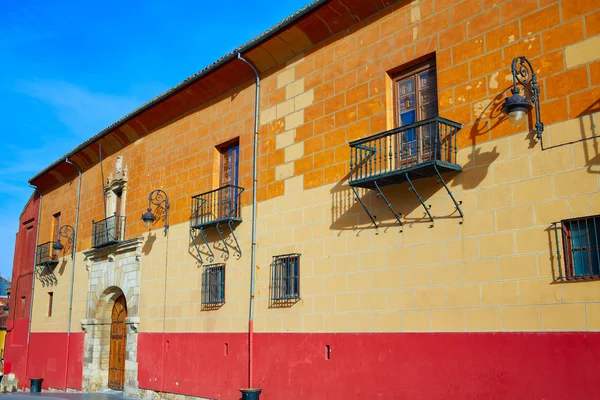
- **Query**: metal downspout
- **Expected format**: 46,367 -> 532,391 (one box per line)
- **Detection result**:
237,52 -> 260,389
25,185 -> 42,389
63,157 -> 82,390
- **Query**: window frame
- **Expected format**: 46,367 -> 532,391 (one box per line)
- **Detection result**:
201,264 -> 225,305
561,215 -> 600,279
271,254 -> 301,301
392,58 -> 438,128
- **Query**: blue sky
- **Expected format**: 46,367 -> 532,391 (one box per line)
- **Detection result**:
0,0 -> 310,278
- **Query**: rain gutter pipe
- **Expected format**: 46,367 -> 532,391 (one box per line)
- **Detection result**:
63,157 -> 82,390
237,52 -> 260,389
24,184 -> 42,388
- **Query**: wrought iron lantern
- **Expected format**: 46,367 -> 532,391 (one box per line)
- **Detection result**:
502,56 -> 544,139
141,189 -> 170,232
53,224 -> 75,252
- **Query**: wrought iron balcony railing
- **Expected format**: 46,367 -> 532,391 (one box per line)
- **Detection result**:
92,214 -> 126,248
36,241 -> 59,266
191,185 -> 244,229
349,116 -> 462,189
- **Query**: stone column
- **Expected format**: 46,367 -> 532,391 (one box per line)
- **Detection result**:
124,316 -> 140,398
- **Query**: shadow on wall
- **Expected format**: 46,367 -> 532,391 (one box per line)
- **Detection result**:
142,233 -> 157,256
188,224 -> 240,265
329,170 -> 462,234
545,224 -> 564,282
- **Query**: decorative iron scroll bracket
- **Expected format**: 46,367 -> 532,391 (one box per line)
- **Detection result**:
190,227 -> 216,265
433,164 -> 464,224
373,181 -> 403,231
351,186 -> 377,229
228,220 -> 243,258
405,173 -> 434,227
215,223 -> 230,260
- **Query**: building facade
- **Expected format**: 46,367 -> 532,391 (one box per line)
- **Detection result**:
7,0 -> 600,398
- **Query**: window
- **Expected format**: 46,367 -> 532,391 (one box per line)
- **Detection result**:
52,212 -> 61,242
20,296 -> 26,318
393,59 -> 438,162
219,141 -> 240,219
272,254 -> 300,301
48,292 -> 54,317
202,264 -> 225,305
562,216 -> 600,279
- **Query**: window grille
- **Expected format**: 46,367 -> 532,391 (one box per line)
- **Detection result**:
202,264 -> 225,305
561,215 -> 600,279
272,254 -> 300,301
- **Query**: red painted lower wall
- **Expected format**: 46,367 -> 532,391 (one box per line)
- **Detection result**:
4,319 -> 30,382
26,332 -> 84,390
139,332 -> 600,400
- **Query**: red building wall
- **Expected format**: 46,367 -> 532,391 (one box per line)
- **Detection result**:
4,192 -> 39,385
138,332 -> 600,400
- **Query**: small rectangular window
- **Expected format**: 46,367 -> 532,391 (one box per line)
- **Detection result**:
48,292 -> 53,317
202,264 -> 225,305
272,254 -> 300,301
20,296 -> 26,318
52,212 -> 61,242
562,215 -> 600,279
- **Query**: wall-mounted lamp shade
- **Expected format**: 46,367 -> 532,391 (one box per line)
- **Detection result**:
501,89 -> 533,128
53,240 -> 64,251
141,210 -> 156,229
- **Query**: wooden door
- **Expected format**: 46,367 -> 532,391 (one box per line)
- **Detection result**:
108,295 -> 127,390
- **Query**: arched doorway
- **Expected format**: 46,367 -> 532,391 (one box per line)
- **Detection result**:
108,294 -> 127,390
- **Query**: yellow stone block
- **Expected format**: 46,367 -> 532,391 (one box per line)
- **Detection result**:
465,308 -> 501,331
302,276 -> 325,295
336,254 -> 360,274
519,278 -> 561,305
498,255 -> 538,280
324,313 -> 347,332
531,146 -> 573,177
496,205 -> 534,231
386,246 -> 415,268
265,315 -> 283,332
512,176 -> 553,205
335,293 -> 358,312
403,310 -> 431,331
359,291 -> 386,311
565,36 -> 600,68
481,282 -> 518,306
347,312 -> 373,332
325,275 -> 347,293
285,110 -> 304,130
431,309 -> 465,331
586,303 -> 600,331
445,237 -> 479,262
276,98 -> 295,119
476,185 -> 512,211
277,68 -> 295,89
541,303 -> 586,331
562,280 -> 600,303
493,156 -> 531,185
295,89 -> 314,110
430,263 -> 462,286
260,106 -> 277,125
284,142 -> 304,163
282,315 -> 302,332
387,289 -> 415,310
286,78 -> 305,99
535,199 -> 571,226
373,269 -> 401,290
374,311 -> 403,332
516,228 -> 550,254
457,165 -> 494,189
414,242 -> 445,265
480,233 -> 514,258
447,284 -> 480,307
566,194 -> 593,217
473,138 -> 509,166
463,259 -> 498,283
463,212 -> 495,237
314,295 -> 336,313
303,314 -> 324,332
502,306 -> 541,331
554,169 -> 599,197
402,266 -> 429,288
415,287 -> 446,309
348,272 -> 372,291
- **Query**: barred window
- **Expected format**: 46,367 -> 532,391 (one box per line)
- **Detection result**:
272,254 -> 300,301
202,264 -> 225,305
562,216 -> 600,279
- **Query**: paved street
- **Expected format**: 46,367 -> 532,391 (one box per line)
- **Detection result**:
1,392 -> 130,399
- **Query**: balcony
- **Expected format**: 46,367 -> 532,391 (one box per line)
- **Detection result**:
36,241 -> 59,267
191,185 -> 244,229
349,116 -> 461,189
92,214 -> 126,248
347,116 -> 463,228
190,185 -> 244,263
